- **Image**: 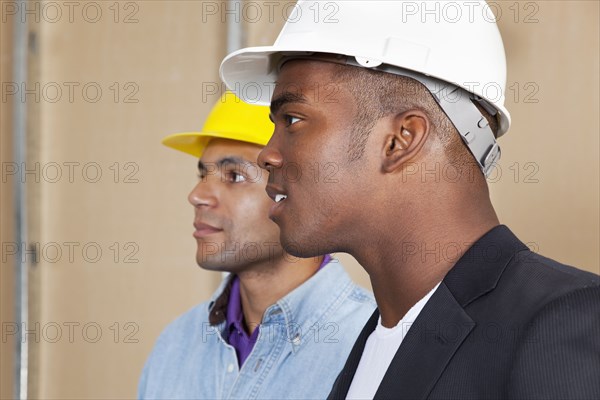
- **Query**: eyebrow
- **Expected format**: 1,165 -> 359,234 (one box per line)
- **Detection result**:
197,156 -> 253,173
270,91 -> 308,118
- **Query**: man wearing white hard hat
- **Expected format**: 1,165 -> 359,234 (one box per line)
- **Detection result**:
138,92 -> 375,399
220,1 -> 600,399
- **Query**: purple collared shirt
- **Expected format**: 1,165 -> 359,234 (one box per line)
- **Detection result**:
226,254 -> 332,366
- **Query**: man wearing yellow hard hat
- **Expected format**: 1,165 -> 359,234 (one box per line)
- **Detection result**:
137,92 -> 375,399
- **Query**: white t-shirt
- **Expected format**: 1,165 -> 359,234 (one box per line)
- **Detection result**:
346,283 -> 441,400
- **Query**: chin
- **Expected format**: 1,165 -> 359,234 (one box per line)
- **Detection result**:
196,258 -> 226,271
196,251 -> 251,273
196,251 -> 227,271
281,233 -> 332,259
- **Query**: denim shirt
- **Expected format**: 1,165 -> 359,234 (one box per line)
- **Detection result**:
138,259 -> 375,400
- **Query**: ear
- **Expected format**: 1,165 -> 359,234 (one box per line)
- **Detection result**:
381,111 -> 430,173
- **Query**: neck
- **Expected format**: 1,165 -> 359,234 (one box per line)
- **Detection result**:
352,180 -> 499,328
236,254 -> 323,334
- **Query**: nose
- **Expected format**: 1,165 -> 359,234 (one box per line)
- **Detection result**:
188,179 -> 218,208
258,137 -> 283,172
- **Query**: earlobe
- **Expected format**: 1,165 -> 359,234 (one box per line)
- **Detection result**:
381,112 -> 429,173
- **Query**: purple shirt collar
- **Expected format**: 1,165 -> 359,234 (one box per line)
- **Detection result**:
226,254 -> 332,366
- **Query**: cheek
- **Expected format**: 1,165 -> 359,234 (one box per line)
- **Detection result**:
232,188 -> 273,221
298,148 -> 347,190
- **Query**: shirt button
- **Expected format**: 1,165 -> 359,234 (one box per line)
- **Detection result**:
292,333 -> 301,346
227,364 -> 234,373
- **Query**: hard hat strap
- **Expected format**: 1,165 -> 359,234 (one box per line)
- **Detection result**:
433,87 -> 501,177
345,57 -> 501,178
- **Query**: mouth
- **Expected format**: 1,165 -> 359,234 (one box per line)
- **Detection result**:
193,222 -> 223,238
266,184 -> 288,219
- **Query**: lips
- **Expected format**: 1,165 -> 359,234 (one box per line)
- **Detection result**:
193,222 -> 223,238
266,184 -> 288,219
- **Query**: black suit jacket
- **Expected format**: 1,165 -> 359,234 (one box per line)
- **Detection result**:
328,226 -> 600,399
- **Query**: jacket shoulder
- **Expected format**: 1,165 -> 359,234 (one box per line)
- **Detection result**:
508,285 -> 600,399
518,250 -> 599,283
500,249 -> 599,308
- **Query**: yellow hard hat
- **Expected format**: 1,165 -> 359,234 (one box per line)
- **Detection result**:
162,91 -> 273,158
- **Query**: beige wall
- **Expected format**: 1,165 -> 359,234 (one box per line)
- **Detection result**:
0,1 -> 598,399
32,3 -> 226,398
492,1 -> 599,272
1,9 -> 16,400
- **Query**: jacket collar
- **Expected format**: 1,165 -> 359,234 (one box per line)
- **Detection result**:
443,224 -> 528,306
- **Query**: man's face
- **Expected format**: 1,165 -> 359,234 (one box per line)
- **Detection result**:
189,138 -> 284,272
258,60 -> 377,257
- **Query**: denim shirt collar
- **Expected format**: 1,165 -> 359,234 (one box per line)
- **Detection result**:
266,257 -> 354,353
207,256 -> 355,353
226,254 -> 332,333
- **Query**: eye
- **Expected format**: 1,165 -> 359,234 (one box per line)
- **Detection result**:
225,171 -> 246,183
284,115 -> 301,126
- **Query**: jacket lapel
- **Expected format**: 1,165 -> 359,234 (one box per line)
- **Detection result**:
374,283 -> 475,399
373,226 -> 527,399
327,309 -> 379,400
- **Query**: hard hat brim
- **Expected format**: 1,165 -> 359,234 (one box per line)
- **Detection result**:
220,46 -> 284,106
162,130 -> 268,159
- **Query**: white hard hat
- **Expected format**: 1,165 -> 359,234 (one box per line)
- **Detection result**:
220,0 -> 510,176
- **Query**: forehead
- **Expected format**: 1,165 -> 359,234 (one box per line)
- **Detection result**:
277,59 -> 336,84
274,60 -> 353,105
201,138 -> 263,163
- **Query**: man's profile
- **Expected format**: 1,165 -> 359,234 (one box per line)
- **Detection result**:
137,92 -> 375,399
